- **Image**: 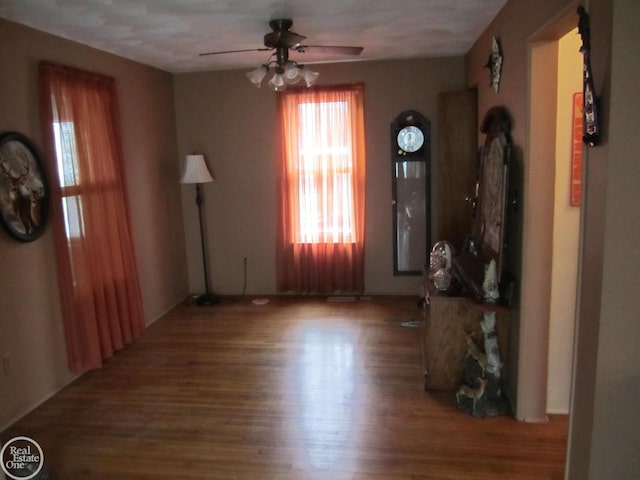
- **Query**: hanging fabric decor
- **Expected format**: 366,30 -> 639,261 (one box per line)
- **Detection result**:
577,6 -> 601,147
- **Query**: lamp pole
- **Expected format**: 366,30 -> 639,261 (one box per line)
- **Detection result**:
195,182 -> 219,305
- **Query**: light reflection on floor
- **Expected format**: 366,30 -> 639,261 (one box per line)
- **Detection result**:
295,326 -> 361,470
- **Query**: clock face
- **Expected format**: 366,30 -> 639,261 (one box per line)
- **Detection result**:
397,126 -> 424,153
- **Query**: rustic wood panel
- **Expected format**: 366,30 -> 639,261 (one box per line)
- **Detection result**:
423,291 -> 510,391
1,297 -> 567,479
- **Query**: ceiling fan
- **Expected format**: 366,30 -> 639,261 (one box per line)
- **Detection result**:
199,19 -> 364,90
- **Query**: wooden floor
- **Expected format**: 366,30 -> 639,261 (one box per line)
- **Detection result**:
2,297 -> 568,479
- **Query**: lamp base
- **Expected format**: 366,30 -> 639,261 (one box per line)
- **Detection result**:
195,293 -> 220,306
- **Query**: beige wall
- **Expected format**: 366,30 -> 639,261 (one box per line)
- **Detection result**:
174,58 -> 466,296
570,1 -> 640,478
0,19 -> 187,430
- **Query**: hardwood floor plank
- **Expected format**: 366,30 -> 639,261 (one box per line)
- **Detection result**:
1,297 -> 568,479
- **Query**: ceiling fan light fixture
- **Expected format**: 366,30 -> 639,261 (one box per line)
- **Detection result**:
268,67 -> 286,91
283,61 -> 301,84
299,66 -> 320,87
204,18 -> 362,92
246,64 -> 269,87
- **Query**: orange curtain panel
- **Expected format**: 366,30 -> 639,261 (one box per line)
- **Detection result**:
39,63 -> 145,372
276,84 -> 366,293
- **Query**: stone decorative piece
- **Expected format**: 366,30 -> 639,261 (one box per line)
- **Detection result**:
481,312 -> 502,380
456,311 -> 509,417
482,259 -> 500,303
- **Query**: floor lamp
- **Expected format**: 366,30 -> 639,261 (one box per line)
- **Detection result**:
181,154 -> 219,305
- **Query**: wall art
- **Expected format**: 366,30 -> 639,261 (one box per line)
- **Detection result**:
0,131 -> 49,241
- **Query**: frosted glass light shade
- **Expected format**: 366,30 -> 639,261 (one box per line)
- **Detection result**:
247,62 -> 318,91
268,72 -> 286,91
246,65 -> 268,87
299,66 -> 320,87
283,62 -> 301,84
180,154 -> 214,184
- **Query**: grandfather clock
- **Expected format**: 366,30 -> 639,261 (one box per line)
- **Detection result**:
390,110 -> 431,275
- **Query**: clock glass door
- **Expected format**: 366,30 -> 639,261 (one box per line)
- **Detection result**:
393,161 -> 428,274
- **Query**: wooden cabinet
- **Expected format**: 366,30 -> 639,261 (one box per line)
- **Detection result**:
421,285 -> 510,391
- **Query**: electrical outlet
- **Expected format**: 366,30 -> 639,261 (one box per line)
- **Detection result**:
2,353 -> 12,376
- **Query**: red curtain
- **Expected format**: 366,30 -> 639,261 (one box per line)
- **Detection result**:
276,84 -> 366,293
39,63 -> 145,372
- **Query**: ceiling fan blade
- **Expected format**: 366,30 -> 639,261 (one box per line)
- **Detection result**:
199,19 -> 363,62
199,48 -> 270,57
282,31 -> 307,48
295,45 -> 364,56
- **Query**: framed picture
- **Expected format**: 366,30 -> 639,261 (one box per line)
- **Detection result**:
571,92 -> 583,206
0,131 -> 49,242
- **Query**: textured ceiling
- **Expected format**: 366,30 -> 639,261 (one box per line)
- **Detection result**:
0,0 -> 507,73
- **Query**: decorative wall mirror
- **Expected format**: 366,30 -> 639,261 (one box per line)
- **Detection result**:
472,107 -> 511,279
454,107 -> 511,301
390,110 -> 431,275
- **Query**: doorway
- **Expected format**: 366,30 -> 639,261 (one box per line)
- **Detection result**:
519,7 -> 582,420
547,28 -> 582,414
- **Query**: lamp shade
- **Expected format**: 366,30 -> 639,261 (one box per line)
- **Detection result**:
181,154 -> 214,184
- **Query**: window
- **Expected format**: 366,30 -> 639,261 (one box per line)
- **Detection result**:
276,84 -> 366,293
297,100 -> 355,243
52,121 -> 84,239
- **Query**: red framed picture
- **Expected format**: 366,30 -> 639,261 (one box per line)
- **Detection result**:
571,92 -> 583,206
